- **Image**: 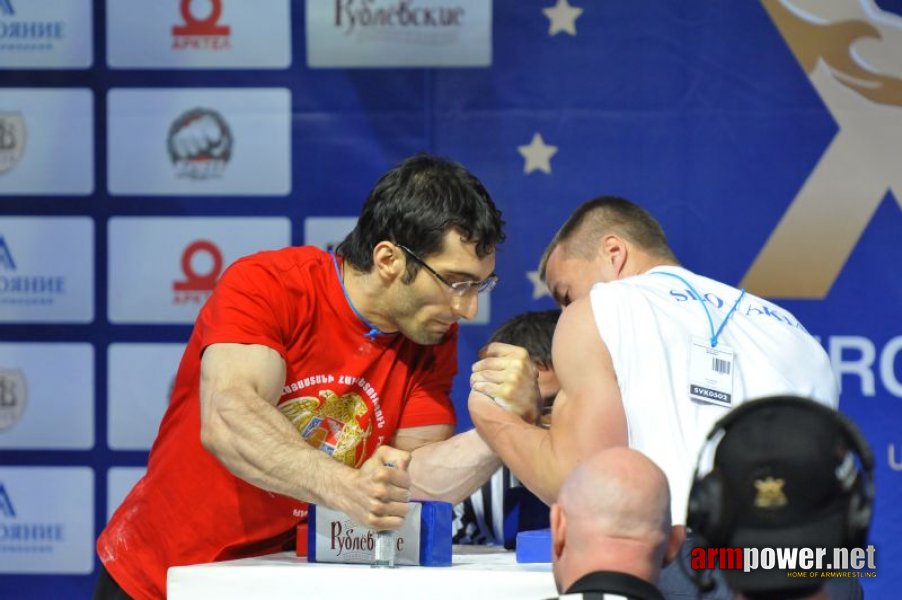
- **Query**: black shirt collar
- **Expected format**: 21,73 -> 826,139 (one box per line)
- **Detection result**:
563,570 -> 664,600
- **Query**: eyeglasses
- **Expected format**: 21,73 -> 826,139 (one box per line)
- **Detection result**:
396,244 -> 499,297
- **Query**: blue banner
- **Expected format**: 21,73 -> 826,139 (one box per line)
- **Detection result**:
0,1 -> 899,597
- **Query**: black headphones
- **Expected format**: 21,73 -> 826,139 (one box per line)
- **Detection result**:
686,396 -> 875,550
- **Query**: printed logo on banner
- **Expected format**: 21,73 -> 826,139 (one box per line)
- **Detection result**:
0,112 -> 25,174
0,368 -> 26,431
0,482 -> 15,517
108,217 -> 291,323
0,481 -> 64,554
334,0 -> 466,37
167,108 -> 233,180
172,240 -> 223,305
0,89 -> 94,194
0,236 -> 14,269
0,0 -> 92,69
743,0 -> 902,298
0,219 -> 92,322
107,0 -> 289,69
172,0 -> 230,51
0,468 -> 94,573
0,1 -> 65,51
307,0 -> 492,67
0,235 -> 66,309
0,343 -> 93,449
107,88 -> 290,196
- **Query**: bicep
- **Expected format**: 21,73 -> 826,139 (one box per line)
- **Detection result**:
548,298 -> 627,465
200,343 -> 287,410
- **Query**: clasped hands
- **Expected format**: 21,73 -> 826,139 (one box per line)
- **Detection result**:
339,343 -> 541,530
468,342 -> 543,424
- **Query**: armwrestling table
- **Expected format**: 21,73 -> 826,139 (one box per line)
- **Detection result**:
168,545 -> 556,599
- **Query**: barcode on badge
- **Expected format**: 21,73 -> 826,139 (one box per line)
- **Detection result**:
712,357 -> 731,375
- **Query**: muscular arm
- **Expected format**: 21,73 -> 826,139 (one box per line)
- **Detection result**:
469,297 -> 628,505
200,343 -> 411,529
393,342 -> 542,504
395,425 -> 502,504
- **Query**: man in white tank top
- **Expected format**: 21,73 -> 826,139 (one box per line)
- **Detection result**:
468,195 -> 838,530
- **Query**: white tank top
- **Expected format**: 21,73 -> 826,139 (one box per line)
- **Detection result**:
589,266 -> 838,524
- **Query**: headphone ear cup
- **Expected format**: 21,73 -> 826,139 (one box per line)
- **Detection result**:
845,476 -> 874,548
687,472 -> 727,547
829,409 -> 875,550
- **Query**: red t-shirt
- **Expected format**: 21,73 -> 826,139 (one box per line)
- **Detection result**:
97,247 -> 457,600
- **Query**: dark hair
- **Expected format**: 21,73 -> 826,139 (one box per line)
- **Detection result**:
488,309 -> 561,368
538,196 -> 677,280
336,154 -> 505,280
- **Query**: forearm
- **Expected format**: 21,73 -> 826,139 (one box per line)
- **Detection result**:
202,388 -> 354,512
407,429 -> 502,504
469,393 -> 569,505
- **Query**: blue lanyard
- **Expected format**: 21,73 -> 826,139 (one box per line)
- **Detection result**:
331,252 -> 392,340
652,270 -> 745,348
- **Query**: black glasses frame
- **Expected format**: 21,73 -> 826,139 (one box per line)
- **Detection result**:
396,244 -> 498,296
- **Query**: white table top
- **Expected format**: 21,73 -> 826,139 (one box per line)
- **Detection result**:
168,546 -> 557,599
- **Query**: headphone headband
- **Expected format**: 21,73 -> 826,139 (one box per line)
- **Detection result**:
702,395 -> 874,474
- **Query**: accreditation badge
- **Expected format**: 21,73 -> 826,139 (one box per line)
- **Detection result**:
689,337 -> 735,407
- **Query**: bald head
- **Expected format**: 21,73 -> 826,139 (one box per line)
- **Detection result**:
559,447 -> 672,544
551,448 -> 680,593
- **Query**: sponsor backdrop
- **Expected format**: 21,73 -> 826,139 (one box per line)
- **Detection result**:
0,0 -> 899,597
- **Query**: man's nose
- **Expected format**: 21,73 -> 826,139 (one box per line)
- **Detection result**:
451,292 -> 479,320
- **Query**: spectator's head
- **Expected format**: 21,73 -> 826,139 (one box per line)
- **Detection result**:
538,196 -> 678,306
687,396 -> 875,599
335,154 -> 505,344
551,447 -> 683,593
488,309 -> 561,422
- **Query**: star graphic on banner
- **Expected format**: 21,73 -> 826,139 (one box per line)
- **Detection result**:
527,270 -> 551,300
542,0 -> 584,37
517,133 -> 558,175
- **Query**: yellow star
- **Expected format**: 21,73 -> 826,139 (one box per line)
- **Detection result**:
517,133 -> 558,175
542,0 -> 584,37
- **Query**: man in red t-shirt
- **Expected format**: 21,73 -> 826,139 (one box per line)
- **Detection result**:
95,154 -> 542,600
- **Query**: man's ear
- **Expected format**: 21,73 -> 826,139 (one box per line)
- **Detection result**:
600,234 -> 628,279
372,241 -> 405,282
550,503 -> 566,560
663,525 -> 686,567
